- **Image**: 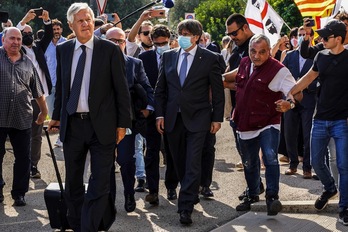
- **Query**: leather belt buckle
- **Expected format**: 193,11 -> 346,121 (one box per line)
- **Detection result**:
75,112 -> 89,119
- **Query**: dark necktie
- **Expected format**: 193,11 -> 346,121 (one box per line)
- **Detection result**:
179,53 -> 189,86
66,45 -> 87,115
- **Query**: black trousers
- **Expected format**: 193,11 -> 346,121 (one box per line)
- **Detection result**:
31,100 -> 43,168
201,132 -> 216,187
0,127 -> 31,198
166,114 -> 207,213
63,117 -> 115,232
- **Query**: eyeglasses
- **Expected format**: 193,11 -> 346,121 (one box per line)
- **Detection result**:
22,32 -> 33,36
108,38 -> 125,44
140,31 -> 150,36
154,41 -> 169,47
226,24 -> 245,37
322,35 -> 335,42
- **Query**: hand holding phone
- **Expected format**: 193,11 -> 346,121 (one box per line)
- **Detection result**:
150,9 -> 166,18
305,18 -> 315,27
33,7 -> 43,16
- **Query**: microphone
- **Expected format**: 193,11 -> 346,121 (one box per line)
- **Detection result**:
163,0 -> 174,8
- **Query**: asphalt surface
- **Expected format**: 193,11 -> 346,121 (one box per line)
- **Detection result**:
0,121 -> 344,231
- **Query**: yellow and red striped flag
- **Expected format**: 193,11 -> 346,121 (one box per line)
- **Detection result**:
294,0 -> 336,17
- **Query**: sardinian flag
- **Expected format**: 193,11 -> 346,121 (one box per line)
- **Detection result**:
245,0 -> 284,46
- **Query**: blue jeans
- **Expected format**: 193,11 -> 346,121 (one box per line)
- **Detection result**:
134,133 -> 146,180
311,119 -> 348,210
238,127 -> 280,198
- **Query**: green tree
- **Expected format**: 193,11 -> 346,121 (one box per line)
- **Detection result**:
168,0 -> 200,31
195,0 -> 244,44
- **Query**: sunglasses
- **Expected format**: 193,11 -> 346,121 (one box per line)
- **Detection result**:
298,33 -> 306,37
226,24 -> 244,37
322,35 -> 335,42
140,31 -> 150,36
108,38 -> 125,44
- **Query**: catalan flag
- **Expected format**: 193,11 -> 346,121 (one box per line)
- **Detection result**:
294,0 -> 337,17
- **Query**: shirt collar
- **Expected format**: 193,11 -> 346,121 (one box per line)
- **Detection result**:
180,44 -> 198,57
74,36 -> 94,51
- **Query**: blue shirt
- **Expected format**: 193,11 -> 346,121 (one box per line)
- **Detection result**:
0,32 -> 3,46
44,36 -> 66,86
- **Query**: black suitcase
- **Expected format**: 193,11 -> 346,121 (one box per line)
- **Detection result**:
43,127 -> 115,231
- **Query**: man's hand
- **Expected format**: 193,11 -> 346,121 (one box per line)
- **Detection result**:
36,111 -> 47,125
21,9 -> 36,25
116,127 -> 126,144
156,118 -> 164,134
275,99 -> 291,112
210,122 -> 221,134
141,109 -> 150,118
48,120 -> 60,132
100,23 -> 114,34
41,10 -> 50,22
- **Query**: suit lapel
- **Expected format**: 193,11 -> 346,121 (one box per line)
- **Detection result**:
65,40 -> 75,95
89,36 -> 100,91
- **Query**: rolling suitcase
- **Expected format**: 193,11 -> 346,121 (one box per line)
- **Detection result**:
43,127 -> 116,231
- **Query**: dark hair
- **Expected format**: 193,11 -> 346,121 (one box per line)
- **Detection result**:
94,18 -> 104,27
151,24 -> 170,39
289,27 -> 298,38
225,13 -> 248,27
51,18 -> 63,28
36,29 -> 44,40
177,19 -> 203,36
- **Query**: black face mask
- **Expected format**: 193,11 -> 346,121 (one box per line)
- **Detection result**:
22,34 -> 34,46
141,42 -> 153,49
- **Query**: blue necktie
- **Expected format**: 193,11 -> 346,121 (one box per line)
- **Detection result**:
179,53 -> 189,86
66,45 -> 87,115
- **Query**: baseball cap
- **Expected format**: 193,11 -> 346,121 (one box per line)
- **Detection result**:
316,19 -> 346,38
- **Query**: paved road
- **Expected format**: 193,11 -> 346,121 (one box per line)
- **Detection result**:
0,121 -> 339,231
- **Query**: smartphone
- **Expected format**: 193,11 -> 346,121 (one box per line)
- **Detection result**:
306,19 -> 315,27
33,8 -> 43,16
150,9 -> 166,18
106,13 -> 114,22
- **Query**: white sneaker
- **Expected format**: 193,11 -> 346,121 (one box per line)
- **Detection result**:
54,138 -> 63,147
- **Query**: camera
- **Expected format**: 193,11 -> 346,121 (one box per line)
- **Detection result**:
0,11 -> 9,23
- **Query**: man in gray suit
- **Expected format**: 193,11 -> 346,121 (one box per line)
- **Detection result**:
48,3 -> 131,231
155,19 -> 224,225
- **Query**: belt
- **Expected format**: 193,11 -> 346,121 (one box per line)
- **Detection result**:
72,112 -> 90,119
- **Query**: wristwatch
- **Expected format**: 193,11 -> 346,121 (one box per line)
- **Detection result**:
287,99 -> 295,109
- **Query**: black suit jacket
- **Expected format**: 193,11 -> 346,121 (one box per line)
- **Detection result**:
138,50 -> 158,89
155,46 -> 224,133
53,36 -> 132,145
282,49 -> 317,108
21,23 -> 53,94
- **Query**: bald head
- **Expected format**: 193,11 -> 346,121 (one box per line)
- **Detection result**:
105,27 -> 126,52
2,27 -> 22,56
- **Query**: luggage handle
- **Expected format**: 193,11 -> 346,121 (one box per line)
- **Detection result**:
43,126 -> 65,198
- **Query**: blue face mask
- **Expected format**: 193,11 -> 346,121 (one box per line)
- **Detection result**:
156,44 -> 170,56
178,36 -> 192,50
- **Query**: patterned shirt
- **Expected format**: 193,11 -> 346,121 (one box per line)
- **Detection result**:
0,47 -> 44,130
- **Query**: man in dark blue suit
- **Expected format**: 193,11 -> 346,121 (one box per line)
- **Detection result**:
155,19 -> 224,225
105,27 -> 154,212
48,3 -> 132,231
138,24 -> 179,205
282,27 -> 317,179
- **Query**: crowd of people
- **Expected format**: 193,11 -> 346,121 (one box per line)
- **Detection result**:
0,2 -> 347,231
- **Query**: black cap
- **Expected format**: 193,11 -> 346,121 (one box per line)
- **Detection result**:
0,11 -> 9,23
316,19 -> 346,38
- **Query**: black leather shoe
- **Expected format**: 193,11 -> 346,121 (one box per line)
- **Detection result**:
124,194 -> 136,212
180,210 -> 193,225
167,189 -> 177,200
145,193 -> 159,205
201,186 -> 214,198
134,179 -> 145,192
13,196 -> 26,206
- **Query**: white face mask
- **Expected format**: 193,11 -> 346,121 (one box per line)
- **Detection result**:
291,38 -> 298,48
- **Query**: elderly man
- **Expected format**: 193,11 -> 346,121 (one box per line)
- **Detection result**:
48,3 -> 131,231
224,34 -> 300,216
0,27 -> 47,206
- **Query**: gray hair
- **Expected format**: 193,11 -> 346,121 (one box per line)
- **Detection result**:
249,34 -> 271,49
67,2 -> 94,24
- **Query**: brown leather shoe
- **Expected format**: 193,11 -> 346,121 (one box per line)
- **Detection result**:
285,168 -> 297,175
303,171 -> 312,179
279,155 -> 289,163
